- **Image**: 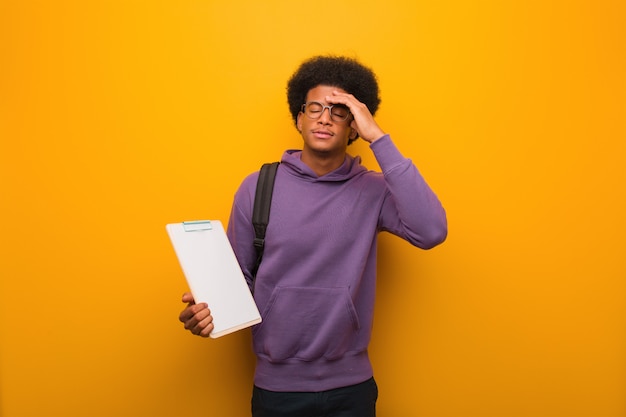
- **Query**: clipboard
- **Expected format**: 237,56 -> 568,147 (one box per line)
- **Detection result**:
166,220 -> 262,338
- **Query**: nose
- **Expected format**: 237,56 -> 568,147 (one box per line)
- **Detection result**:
318,107 -> 332,123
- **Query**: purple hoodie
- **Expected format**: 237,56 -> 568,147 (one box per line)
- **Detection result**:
227,135 -> 447,392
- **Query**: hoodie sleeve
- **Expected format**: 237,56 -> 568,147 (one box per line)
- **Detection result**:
370,135 -> 447,249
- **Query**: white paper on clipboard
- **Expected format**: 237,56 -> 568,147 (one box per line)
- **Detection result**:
166,220 -> 261,338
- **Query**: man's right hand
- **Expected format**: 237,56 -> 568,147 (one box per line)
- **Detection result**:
179,292 -> 214,338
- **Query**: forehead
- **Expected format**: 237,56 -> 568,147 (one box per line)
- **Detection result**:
306,85 -> 348,102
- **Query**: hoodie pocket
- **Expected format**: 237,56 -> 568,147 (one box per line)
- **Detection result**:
253,286 -> 360,362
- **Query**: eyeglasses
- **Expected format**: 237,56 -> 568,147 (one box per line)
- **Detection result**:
301,101 -> 351,122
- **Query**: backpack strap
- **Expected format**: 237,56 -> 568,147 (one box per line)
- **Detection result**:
251,162 -> 280,283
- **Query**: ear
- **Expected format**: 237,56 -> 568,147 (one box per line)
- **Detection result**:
349,128 -> 359,140
296,112 -> 303,132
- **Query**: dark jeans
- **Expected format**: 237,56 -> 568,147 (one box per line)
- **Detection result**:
251,377 -> 378,417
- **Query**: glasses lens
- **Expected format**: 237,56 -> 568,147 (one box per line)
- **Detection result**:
330,105 -> 349,121
305,102 -> 324,118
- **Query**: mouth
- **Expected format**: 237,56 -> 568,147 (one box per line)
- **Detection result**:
312,130 -> 334,139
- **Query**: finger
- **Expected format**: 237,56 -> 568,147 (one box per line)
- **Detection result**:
185,312 -> 206,332
330,90 -> 353,99
325,91 -> 355,105
328,93 -> 370,116
179,302 -> 208,323
182,309 -> 205,330
189,312 -> 214,336
181,292 -> 195,304
196,317 -> 215,338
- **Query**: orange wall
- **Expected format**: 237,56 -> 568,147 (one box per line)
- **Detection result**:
1,1 -> 625,416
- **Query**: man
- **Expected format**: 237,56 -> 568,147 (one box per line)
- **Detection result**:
179,55 -> 447,417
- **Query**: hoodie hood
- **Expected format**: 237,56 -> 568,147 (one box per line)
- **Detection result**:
281,149 -> 368,182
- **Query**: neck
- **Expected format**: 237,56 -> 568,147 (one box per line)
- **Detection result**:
300,148 -> 346,176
